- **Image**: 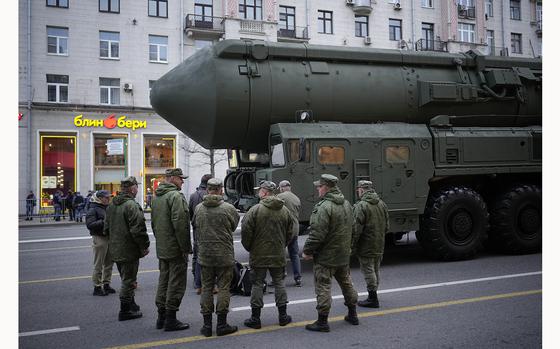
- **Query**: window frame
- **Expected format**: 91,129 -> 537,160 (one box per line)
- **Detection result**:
279,5 -> 296,31
355,15 -> 369,37
47,26 -> 68,56
149,35 -> 168,63
421,0 -> 433,8
99,0 -> 120,13
195,0 -> 214,23
511,32 -> 522,54
46,0 -> 68,8
148,0 -> 168,18
510,0 -> 521,20
99,31 -> 120,59
239,0 -> 262,20
99,77 -> 120,105
46,74 -> 69,103
485,0 -> 494,17
458,22 -> 475,43
389,18 -> 402,41
318,10 -> 333,34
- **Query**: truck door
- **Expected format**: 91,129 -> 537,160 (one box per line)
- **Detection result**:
313,140 -> 352,202
381,140 -> 416,206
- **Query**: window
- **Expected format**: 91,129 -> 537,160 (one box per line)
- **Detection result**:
47,74 -> 68,103
485,0 -> 493,17
421,22 -> 434,49
144,135 -> 176,202
195,0 -> 213,24
318,146 -> 344,165
458,22 -> 475,43
511,33 -> 522,54
148,0 -> 167,18
47,26 -> 68,55
318,10 -> 333,34
486,30 -> 495,54
149,35 -> 168,63
100,78 -> 120,105
288,139 -> 310,162
99,31 -> 119,59
385,146 -> 410,164
47,0 -> 68,8
40,135 -> 77,207
271,144 -> 285,167
149,80 -> 156,92
458,0 -> 473,6
279,6 -> 295,31
389,19 -> 402,41
99,0 -> 119,13
239,0 -> 262,20
421,0 -> 433,8
355,15 -> 368,37
510,0 -> 520,20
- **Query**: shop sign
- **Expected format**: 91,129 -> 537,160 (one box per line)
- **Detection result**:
106,138 -> 124,156
41,176 -> 57,189
74,114 -> 147,130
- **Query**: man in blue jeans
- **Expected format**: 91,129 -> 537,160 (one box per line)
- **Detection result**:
277,180 -> 302,287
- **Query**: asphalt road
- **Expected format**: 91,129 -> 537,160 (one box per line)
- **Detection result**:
19,224 -> 542,349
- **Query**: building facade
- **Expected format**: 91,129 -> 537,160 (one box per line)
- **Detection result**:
18,0 -> 542,212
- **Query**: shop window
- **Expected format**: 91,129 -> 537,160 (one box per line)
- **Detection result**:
385,145 -> 410,164
93,134 -> 127,195
144,135 -> 175,206
40,135 -> 76,207
318,146 -> 344,165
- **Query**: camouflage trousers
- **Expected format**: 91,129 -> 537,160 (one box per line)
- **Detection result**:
200,265 -> 233,315
250,267 -> 288,309
313,263 -> 358,315
358,255 -> 383,292
116,260 -> 139,303
155,256 -> 187,311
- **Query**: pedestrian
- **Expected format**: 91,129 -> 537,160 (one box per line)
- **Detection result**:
86,190 -> 115,296
145,189 -> 153,209
25,190 -> 36,221
241,180 -> 294,329
65,190 -> 74,221
85,190 -> 93,212
353,180 -> 390,308
73,191 -> 85,222
193,178 -> 240,337
53,190 -> 62,221
277,180 -> 303,287
303,174 -> 359,332
188,174 -> 212,295
151,168 -> 192,331
104,176 -> 150,321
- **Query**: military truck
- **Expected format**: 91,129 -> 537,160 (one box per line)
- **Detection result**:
151,40 -> 541,261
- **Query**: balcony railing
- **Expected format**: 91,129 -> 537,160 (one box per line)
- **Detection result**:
536,20 -> 542,36
240,19 -> 264,33
457,5 -> 476,18
277,26 -> 309,40
185,14 -> 225,32
415,39 -> 448,52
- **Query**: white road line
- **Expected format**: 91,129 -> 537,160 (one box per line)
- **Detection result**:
19,233 -> 155,244
19,326 -> 80,337
230,271 -> 542,312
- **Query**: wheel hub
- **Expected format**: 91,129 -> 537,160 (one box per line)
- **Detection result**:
447,209 -> 473,244
518,205 -> 540,238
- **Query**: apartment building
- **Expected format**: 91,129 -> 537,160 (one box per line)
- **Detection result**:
18,0 -> 542,211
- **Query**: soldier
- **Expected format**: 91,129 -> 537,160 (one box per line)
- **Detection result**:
151,168 -> 192,331
277,180 -> 302,287
353,180 -> 390,308
241,180 -> 294,329
189,174 -> 213,294
104,176 -> 150,321
303,174 -> 359,332
193,178 -> 240,337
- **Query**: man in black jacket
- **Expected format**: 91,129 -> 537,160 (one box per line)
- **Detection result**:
86,190 -> 115,296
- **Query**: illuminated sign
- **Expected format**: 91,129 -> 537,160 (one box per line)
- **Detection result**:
74,114 -> 147,130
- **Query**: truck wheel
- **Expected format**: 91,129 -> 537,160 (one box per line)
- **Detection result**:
489,184 -> 541,254
418,186 -> 488,261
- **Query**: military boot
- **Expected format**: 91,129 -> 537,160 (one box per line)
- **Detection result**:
216,313 -> 238,336
278,305 -> 292,326
244,308 -> 261,329
156,307 -> 166,329
118,301 -> 143,321
200,314 -> 212,337
130,297 -> 140,312
164,310 -> 190,331
357,290 -> 379,308
305,314 -> 330,332
103,283 -> 116,294
344,305 -> 359,325
93,286 -> 107,296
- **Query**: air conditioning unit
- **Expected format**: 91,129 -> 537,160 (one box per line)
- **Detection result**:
394,2 -> 402,10
123,83 -> 133,92
364,36 -> 372,45
346,0 -> 355,5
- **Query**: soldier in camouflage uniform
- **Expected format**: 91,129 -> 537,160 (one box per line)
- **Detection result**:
151,168 -> 192,331
303,174 -> 359,332
193,178 -> 240,337
241,180 -> 294,329
353,180 -> 390,308
104,176 -> 150,321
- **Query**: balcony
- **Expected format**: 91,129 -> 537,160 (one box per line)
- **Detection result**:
346,0 -> 373,15
277,26 -> 309,42
457,5 -> 476,19
415,39 -> 448,52
184,14 -> 225,38
239,19 -> 265,34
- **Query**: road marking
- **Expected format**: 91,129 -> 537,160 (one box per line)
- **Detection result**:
19,233 -> 155,244
19,326 -> 80,337
231,271 -> 542,311
104,289 -> 541,349
20,245 -> 91,252
19,269 -> 165,285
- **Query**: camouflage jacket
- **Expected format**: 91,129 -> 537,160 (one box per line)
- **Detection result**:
277,191 -> 301,237
352,190 -> 390,257
151,182 -> 192,260
193,194 -> 240,267
241,195 -> 293,268
104,192 -> 149,263
303,187 -> 354,267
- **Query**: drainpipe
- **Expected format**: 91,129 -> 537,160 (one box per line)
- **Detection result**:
411,0 -> 415,47
305,0 -> 309,40
180,0 -> 184,62
27,0 -> 32,192
500,0 -> 505,51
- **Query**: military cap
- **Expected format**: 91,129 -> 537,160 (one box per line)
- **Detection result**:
279,180 -> 291,188
165,168 -> 188,179
254,180 -> 277,191
207,178 -> 223,189
357,180 -> 373,189
313,174 -> 339,187
96,190 -> 110,198
121,176 -> 139,188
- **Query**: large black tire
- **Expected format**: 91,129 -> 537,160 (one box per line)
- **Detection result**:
418,186 -> 489,261
488,184 -> 541,254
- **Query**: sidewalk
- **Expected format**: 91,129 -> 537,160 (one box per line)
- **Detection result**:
18,212 -> 152,229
